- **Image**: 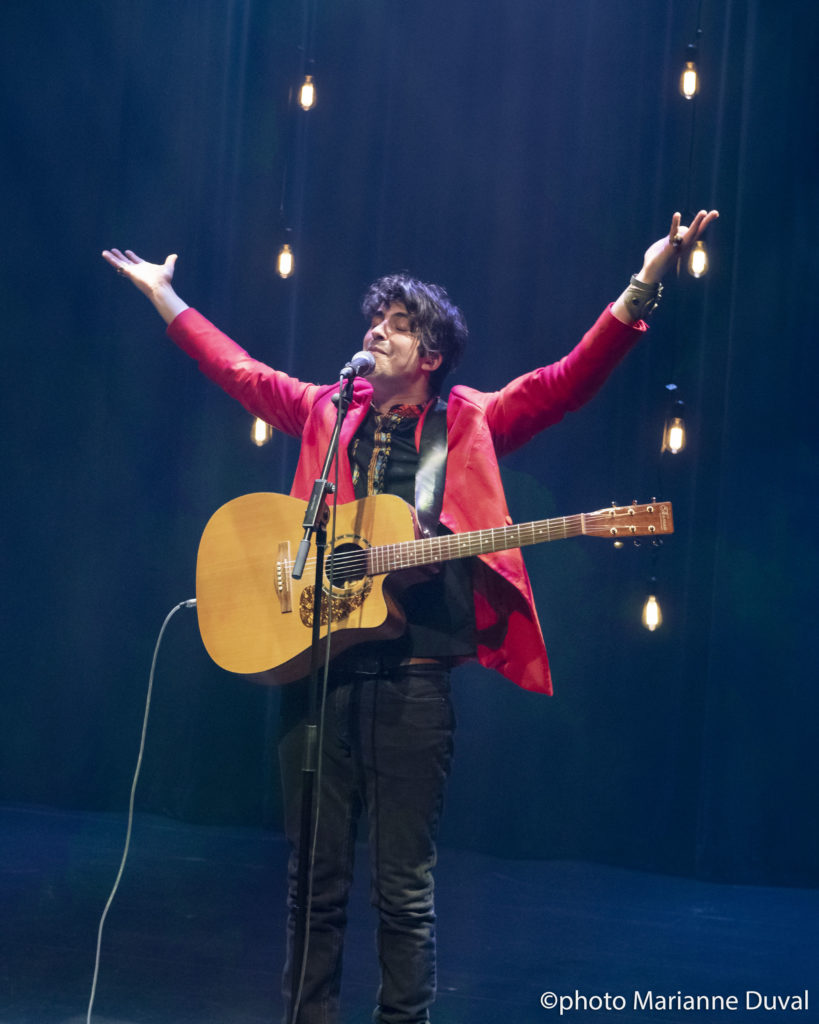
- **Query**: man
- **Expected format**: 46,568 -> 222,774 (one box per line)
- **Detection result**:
102,208 -> 717,1024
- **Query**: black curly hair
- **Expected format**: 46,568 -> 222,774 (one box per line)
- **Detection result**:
361,274 -> 468,393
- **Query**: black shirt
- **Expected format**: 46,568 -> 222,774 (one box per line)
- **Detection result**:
347,402 -> 476,660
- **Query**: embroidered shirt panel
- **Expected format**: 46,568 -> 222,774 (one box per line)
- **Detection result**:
349,403 -> 424,504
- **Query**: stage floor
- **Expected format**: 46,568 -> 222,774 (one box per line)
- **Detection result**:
1,805 -> 815,1023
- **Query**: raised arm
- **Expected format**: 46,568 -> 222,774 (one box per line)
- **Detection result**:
479,208 -> 719,453
101,248 -> 189,325
611,209 -> 719,324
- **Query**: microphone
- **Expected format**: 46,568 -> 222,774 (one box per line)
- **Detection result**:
339,350 -> 376,379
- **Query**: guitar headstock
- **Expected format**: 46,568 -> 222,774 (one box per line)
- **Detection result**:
584,500 -> 674,539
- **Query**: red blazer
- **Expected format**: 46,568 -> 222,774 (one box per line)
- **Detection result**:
168,306 -> 645,694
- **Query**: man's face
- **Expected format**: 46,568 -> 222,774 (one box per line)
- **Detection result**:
363,301 -> 441,387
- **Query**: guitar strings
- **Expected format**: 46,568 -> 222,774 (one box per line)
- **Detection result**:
282,510 -> 662,580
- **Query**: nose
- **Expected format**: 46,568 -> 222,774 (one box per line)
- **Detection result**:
367,321 -> 386,346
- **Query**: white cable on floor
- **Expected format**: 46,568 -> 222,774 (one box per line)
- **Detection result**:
86,598 -> 197,1024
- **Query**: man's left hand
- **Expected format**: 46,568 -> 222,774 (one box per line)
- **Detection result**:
637,209 -> 720,285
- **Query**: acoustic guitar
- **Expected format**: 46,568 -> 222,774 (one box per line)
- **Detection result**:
195,492 -> 673,685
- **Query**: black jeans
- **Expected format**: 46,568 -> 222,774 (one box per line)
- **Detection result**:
278,662 -> 455,1024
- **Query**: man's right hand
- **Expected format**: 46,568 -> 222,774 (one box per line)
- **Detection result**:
101,248 -> 189,325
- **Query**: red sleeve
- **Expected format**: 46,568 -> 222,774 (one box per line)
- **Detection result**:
166,308 -> 319,438
483,305 -> 647,456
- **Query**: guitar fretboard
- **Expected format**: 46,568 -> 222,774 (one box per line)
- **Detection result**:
366,514 -> 587,576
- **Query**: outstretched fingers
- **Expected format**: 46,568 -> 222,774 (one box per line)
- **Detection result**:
101,248 -> 139,274
673,209 -> 719,251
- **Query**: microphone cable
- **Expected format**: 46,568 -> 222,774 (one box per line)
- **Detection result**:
86,597 -> 197,1024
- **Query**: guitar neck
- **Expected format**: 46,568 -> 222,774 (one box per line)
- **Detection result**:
366,514 -> 585,576
363,501 -> 672,576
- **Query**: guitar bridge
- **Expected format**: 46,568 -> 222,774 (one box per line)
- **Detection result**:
276,541 -> 293,614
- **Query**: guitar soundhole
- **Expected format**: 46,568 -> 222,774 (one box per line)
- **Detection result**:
327,542 -> 368,588
299,539 -> 373,629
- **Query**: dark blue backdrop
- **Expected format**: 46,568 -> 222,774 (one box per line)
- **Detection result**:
2,0 -> 817,887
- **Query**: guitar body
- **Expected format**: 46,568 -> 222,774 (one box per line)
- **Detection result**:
195,493 -> 415,685
196,491 -> 673,686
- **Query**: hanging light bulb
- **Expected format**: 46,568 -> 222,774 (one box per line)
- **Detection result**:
679,62 -> 699,99
642,587 -> 663,632
687,239 -> 709,278
298,74 -> 316,111
251,417 -> 273,447
679,42 -> 700,99
662,395 -> 687,454
663,415 -> 686,454
276,242 -> 294,279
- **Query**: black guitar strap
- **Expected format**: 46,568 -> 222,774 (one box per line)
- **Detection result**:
414,398 -> 449,538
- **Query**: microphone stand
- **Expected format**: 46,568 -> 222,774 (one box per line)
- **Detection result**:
287,372 -> 355,1024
